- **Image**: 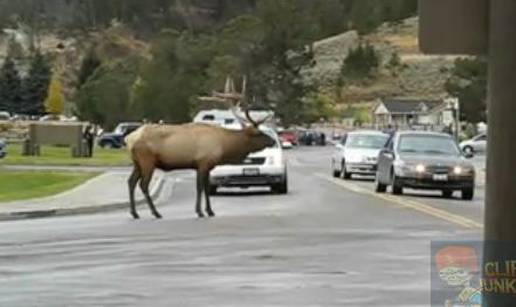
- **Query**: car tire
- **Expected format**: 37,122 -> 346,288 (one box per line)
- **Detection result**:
342,161 -> 352,180
273,178 -> 288,194
375,178 -> 387,193
391,171 -> 403,195
463,146 -> 474,155
332,161 -> 341,178
462,187 -> 474,200
102,142 -> 115,149
208,185 -> 218,195
442,189 -> 454,198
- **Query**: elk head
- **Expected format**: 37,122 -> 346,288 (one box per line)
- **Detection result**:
238,108 -> 276,152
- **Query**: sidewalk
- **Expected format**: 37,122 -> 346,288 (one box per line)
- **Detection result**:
0,170 -> 166,221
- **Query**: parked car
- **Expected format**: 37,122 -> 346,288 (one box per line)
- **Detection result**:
460,133 -> 487,154
0,139 -> 7,159
375,131 -> 475,200
210,128 -> 288,194
298,130 -> 326,146
331,130 -> 389,179
0,111 -> 10,121
98,122 -> 142,149
278,130 -> 298,146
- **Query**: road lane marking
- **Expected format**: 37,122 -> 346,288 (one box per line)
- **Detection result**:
315,173 -> 483,229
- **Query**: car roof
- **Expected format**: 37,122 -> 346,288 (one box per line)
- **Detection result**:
395,130 -> 453,138
347,130 -> 388,136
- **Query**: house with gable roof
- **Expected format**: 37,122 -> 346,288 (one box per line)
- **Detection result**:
372,98 -> 454,130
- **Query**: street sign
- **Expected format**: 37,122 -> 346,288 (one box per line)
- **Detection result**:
419,0 -> 489,55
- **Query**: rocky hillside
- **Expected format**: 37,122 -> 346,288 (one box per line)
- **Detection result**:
306,17 -> 464,106
0,22 -> 150,113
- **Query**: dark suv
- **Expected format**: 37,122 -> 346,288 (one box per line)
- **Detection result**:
98,122 -> 141,149
0,139 -> 6,159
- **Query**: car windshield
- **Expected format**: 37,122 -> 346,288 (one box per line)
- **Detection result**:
346,134 -> 388,149
398,135 -> 460,156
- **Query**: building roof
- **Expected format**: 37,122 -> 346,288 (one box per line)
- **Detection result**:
379,98 -> 443,114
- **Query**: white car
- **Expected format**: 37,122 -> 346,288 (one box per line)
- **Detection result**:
210,128 -> 288,194
331,130 -> 390,179
460,133 -> 487,154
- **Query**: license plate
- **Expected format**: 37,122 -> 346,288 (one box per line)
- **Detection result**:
433,174 -> 448,181
243,168 -> 259,176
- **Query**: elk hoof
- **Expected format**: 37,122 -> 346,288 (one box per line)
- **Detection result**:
131,212 -> 140,219
207,210 -> 215,217
153,212 -> 162,219
196,211 -> 205,218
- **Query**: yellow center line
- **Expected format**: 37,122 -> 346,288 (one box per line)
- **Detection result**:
315,173 -> 483,230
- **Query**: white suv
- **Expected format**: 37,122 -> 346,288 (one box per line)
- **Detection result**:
209,129 -> 288,194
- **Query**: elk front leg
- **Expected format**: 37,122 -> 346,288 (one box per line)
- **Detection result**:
139,166 -> 162,219
203,171 -> 215,217
196,170 -> 205,218
128,166 -> 141,219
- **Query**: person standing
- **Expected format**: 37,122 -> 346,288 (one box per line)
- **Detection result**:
83,125 -> 95,157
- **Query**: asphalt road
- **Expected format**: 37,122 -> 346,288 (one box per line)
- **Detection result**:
0,146 -> 483,306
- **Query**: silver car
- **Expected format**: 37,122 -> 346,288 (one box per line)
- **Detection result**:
331,131 -> 389,179
460,133 -> 487,154
376,131 -> 475,200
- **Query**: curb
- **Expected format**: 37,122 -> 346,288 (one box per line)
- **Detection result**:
0,174 -> 168,222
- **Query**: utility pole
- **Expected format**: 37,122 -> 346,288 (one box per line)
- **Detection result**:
420,1 -> 516,305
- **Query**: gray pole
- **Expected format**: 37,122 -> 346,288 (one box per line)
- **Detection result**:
484,0 -> 516,304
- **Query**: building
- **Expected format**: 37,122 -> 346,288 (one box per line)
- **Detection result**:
372,98 -> 454,130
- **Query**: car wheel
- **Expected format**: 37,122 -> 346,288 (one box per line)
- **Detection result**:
342,161 -> 351,180
208,185 -> 218,195
463,146 -> 474,155
103,142 -> 115,149
375,175 -> 387,193
442,189 -> 454,198
273,177 -> 288,194
391,171 -> 403,195
332,161 -> 341,178
462,187 -> 474,200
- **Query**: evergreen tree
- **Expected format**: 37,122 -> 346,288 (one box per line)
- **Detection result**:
23,51 -> 52,115
445,57 -> 487,123
0,56 -> 22,114
44,74 -> 65,115
77,48 -> 101,88
341,43 -> 380,80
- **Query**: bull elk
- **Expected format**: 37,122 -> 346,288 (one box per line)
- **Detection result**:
125,107 -> 275,219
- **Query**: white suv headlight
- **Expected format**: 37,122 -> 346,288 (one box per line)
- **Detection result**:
267,156 -> 276,165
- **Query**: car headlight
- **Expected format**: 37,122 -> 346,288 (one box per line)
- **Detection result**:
454,165 -> 474,175
267,156 -> 275,165
345,154 -> 361,163
415,164 -> 426,173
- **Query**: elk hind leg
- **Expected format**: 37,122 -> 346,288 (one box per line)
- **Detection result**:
195,170 -> 205,218
128,165 -> 141,219
139,165 -> 162,219
203,172 -> 215,217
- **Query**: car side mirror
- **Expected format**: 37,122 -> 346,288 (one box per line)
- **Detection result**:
381,149 -> 394,160
336,143 -> 343,150
464,152 -> 474,159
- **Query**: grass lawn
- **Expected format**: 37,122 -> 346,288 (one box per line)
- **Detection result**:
0,144 -> 131,166
0,171 -> 99,202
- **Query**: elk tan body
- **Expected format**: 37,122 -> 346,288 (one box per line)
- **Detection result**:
126,121 -> 274,219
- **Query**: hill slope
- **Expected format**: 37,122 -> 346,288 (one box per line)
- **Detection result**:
306,17 -> 463,106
